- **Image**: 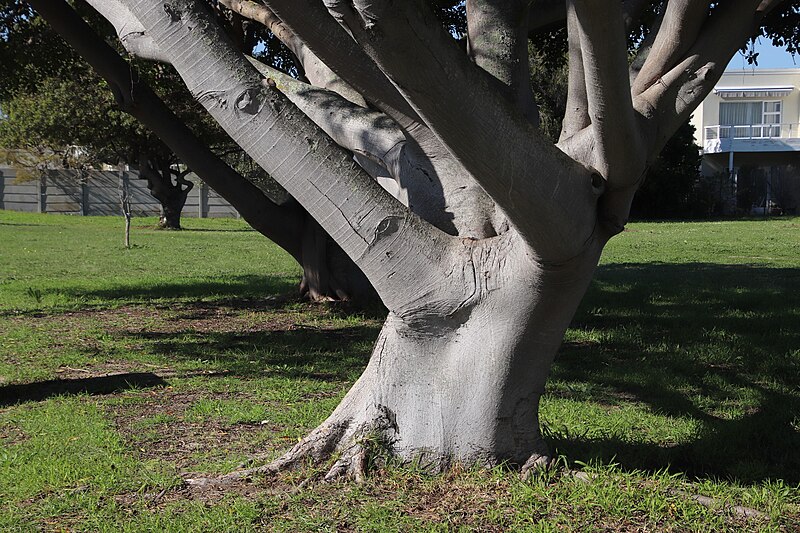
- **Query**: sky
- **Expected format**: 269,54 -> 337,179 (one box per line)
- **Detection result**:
727,37 -> 798,70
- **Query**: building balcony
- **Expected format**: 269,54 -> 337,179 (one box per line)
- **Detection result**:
703,123 -> 800,154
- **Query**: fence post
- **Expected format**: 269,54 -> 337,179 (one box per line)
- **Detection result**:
37,175 -> 46,213
80,180 -> 89,216
199,182 -> 208,218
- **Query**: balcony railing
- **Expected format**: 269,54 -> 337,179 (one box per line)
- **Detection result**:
704,123 -> 799,140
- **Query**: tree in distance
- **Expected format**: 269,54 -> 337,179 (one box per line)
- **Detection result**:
0,0 -> 373,299
0,3 -> 228,229
0,74 -> 197,229
26,0 -> 800,480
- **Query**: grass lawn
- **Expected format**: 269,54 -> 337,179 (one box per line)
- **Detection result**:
1,209 -> 799,531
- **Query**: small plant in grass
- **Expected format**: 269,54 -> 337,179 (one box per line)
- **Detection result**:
25,287 -> 43,304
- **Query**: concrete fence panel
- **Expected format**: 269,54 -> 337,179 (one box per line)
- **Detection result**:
0,166 -> 240,219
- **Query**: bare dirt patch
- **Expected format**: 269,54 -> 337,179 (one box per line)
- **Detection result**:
105,388 -> 282,472
12,297 -> 364,340
105,385 -> 305,507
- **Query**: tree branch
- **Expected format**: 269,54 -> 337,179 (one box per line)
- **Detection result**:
83,0 -> 167,62
175,169 -> 195,193
567,0 -> 648,235
263,1 -> 507,242
635,0 -> 774,154
628,3 -> 664,88
30,0 -> 306,260
631,0 -> 709,96
572,0 -> 644,184
262,0 -> 423,129
559,1 -> 589,142
216,0 -> 367,106
322,0 -> 601,261
123,0 -> 454,309
247,58 -> 476,236
247,59 -> 404,175
245,39 -> 501,239
466,0 -> 538,126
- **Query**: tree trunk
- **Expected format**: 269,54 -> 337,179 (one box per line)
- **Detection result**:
270,232 -> 604,477
142,162 -> 191,231
159,210 -> 181,230
297,216 -> 375,303
74,0 -> 779,482
157,191 -> 186,230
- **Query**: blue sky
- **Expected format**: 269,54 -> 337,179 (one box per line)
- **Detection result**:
727,37 -> 798,70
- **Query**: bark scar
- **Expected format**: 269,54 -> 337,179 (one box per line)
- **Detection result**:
309,181 -> 370,246
163,4 -> 182,22
234,87 -> 263,117
370,215 -> 403,247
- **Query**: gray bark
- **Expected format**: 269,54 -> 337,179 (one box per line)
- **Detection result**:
217,0 -> 367,107
277,234 -> 604,474
467,0 -> 538,125
246,60 -> 498,238
84,0 -> 168,62
67,0 -> 785,476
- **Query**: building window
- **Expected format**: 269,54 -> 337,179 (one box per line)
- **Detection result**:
762,101 -> 782,137
719,101 -> 782,138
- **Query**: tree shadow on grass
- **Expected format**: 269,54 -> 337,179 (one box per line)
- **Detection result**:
175,228 -> 259,233
0,373 -> 168,407
47,262 -> 798,484
52,274 -> 300,305
549,262 -> 800,483
124,325 -> 380,383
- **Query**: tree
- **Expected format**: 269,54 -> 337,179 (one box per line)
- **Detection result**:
0,6 -> 220,229
0,74 -> 192,228
1,0 -> 374,301
28,0 -> 800,479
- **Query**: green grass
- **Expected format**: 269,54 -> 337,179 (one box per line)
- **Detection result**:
1,210 -> 799,531
0,210 -> 300,311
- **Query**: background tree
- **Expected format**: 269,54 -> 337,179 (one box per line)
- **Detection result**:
629,121 -> 705,219
28,0 -> 800,482
0,2 -> 234,228
0,0 -> 375,299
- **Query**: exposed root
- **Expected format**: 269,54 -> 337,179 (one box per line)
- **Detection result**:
184,401 -> 406,488
324,444 -> 368,483
672,490 -> 766,519
519,451 -> 554,481
184,420 -> 351,488
267,421 -> 351,471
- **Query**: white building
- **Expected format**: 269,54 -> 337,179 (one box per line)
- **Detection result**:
691,68 -> 800,214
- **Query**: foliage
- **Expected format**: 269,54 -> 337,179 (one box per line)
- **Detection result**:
756,0 -> 800,58
0,76 -> 142,167
0,0 -> 78,101
0,0 -> 231,173
630,122 -> 704,219
527,45 -> 568,145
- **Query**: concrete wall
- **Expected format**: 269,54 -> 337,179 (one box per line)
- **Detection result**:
0,165 -> 239,218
